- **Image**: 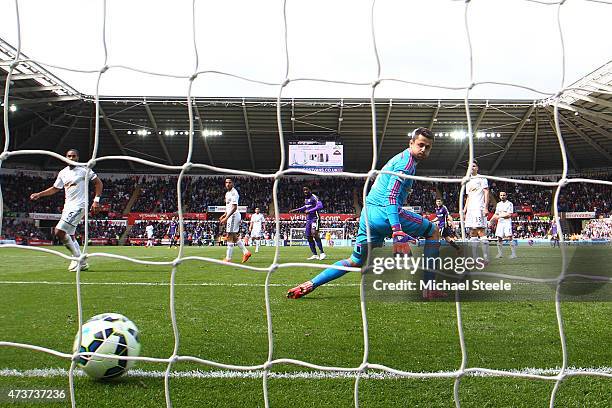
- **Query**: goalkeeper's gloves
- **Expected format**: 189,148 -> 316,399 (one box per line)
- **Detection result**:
392,225 -> 416,256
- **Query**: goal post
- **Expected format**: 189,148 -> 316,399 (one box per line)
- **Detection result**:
289,227 -> 345,246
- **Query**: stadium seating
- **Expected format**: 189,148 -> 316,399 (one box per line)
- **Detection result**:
2,172 -> 611,241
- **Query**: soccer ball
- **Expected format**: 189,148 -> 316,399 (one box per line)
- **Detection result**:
74,313 -> 141,379
528,239 -> 535,246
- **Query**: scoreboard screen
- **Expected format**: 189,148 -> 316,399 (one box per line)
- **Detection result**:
288,141 -> 343,172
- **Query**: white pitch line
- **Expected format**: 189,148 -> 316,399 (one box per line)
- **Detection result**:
0,367 -> 610,380
0,280 -> 359,287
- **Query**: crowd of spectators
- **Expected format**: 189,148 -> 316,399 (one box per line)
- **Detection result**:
2,173 -> 611,246
101,177 -> 138,214
488,180 -> 553,213
1,218 -> 49,240
131,176 -> 274,214
131,177 -> 164,213
279,178 -> 362,214
262,219 -> 359,241
0,172 -> 137,217
511,219 -> 552,239
436,180 -> 555,213
129,220 -> 219,242
5,214 -> 610,244
87,220 -> 127,239
1,218 -> 126,242
436,182 -> 461,212
4,172 -> 611,217
410,182 -> 438,213
183,176 -> 273,214
126,218 -> 360,245
582,218 -> 612,239
557,176 -> 612,217
132,176 -> 361,215
433,176 -> 611,217
1,173 -> 65,214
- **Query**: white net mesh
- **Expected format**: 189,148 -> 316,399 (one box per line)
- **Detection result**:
1,0 -> 612,407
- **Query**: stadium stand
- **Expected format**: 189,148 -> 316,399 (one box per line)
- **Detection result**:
582,218 -> 612,239
2,172 -> 611,242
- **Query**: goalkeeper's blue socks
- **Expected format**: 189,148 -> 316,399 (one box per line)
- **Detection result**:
423,239 -> 441,283
311,259 -> 352,288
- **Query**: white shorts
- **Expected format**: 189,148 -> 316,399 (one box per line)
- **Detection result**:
226,213 -> 241,233
465,209 -> 487,229
147,233 -> 154,239
495,221 -> 513,238
56,206 -> 85,235
251,227 -> 262,238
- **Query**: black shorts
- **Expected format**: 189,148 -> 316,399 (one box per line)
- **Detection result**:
441,226 -> 455,238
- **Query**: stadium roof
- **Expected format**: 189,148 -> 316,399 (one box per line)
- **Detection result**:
1,37 -> 611,176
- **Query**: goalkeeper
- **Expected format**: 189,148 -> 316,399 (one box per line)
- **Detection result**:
288,128 -> 445,300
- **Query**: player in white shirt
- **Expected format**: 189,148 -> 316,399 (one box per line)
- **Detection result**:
145,223 -> 155,247
462,161 -> 490,262
490,191 -> 517,259
249,207 -> 266,253
30,149 -> 103,271
219,178 -> 251,263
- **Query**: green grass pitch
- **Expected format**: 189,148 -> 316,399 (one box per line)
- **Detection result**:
0,245 -> 610,407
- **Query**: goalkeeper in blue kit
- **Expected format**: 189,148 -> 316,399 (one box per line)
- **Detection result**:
287,127 -> 446,300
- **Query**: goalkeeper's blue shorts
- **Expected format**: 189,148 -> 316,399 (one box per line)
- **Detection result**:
349,205 -> 434,265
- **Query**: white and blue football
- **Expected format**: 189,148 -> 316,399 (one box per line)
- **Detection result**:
74,313 -> 141,379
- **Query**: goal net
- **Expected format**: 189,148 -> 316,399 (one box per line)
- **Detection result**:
1,0 -> 611,407
289,227 -> 345,246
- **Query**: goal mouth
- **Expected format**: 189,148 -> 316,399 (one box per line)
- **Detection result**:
289,227 -> 348,246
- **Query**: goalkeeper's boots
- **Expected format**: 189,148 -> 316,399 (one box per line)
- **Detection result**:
287,281 -> 314,299
242,251 -> 252,263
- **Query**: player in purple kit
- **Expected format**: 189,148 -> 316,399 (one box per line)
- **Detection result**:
289,186 -> 326,260
167,216 -> 179,248
548,218 -> 560,247
432,198 -> 461,252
